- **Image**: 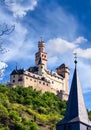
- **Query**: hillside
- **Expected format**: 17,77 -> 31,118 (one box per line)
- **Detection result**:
0,84 -> 90,130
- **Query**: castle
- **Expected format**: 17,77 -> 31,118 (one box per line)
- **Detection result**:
9,40 -> 69,101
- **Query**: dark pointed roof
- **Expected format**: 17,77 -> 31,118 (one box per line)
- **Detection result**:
57,65 -> 91,126
27,66 -> 38,73
10,69 -> 24,75
38,57 -> 44,65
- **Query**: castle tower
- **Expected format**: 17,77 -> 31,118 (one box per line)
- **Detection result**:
35,40 -> 47,69
56,58 -> 91,130
56,64 -> 70,94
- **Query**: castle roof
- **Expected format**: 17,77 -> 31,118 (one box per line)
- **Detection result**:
57,65 -> 91,126
10,69 -> 24,75
56,63 -> 69,70
27,66 -> 38,73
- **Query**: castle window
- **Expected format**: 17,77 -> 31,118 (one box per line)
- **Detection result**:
44,55 -> 46,58
47,84 -> 48,86
30,79 -> 32,81
26,77 -> 28,79
43,82 -> 45,85
39,81 -> 41,84
34,80 -> 36,82
42,54 -> 43,57
13,75 -> 15,78
13,80 -> 15,83
52,81 -> 54,84
28,73 -> 30,75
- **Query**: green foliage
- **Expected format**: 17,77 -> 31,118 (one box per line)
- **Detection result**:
0,104 -> 8,117
9,110 -> 21,122
0,126 -> 9,130
88,110 -> 91,120
1,84 -> 90,130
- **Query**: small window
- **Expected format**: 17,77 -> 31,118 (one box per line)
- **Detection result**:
52,81 -> 54,84
26,77 -> 28,79
47,84 -> 48,86
43,82 -> 45,85
30,79 -> 32,81
39,81 -> 41,84
34,80 -> 36,82
13,80 -> 15,83
13,75 -> 15,78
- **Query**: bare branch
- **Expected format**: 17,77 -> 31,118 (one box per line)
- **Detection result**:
0,23 -> 15,36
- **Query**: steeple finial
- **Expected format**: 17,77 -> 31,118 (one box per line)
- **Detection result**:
74,52 -> 77,66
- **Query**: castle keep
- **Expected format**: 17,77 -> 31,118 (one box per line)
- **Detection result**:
10,40 -> 69,100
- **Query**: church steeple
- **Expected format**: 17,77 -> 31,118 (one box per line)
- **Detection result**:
56,56 -> 91,130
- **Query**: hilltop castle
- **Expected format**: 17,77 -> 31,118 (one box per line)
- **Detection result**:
9,40 -> 69,101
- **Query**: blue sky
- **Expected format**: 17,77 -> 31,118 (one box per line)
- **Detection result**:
0,0 -> 91,109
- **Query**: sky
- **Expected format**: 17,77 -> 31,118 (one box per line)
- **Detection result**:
0,0 -> 91,109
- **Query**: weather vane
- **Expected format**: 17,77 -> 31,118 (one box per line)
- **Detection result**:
74,52 -> 77,66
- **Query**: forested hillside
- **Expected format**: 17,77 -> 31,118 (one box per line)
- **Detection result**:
0,85 -> 90,130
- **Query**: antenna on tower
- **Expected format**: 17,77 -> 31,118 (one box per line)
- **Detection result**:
74,52 -> 77,67
16,62 -> 18,70
40,35 -> 42,42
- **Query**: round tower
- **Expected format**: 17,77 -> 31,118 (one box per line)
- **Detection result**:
35,40 -> 47,70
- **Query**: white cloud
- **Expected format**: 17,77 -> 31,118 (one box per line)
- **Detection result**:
46,38 -> 75,57
48,56 -> 58,67
2,22 -> 35,62
73,36 -> 88,44
74,48 -> 91,59
0,61 -> 8,80
4,0 -> 38,17
78,61 -> 91,93
46,36 -> 87,57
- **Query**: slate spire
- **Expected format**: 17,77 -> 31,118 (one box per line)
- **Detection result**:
64,65 -> 89,124
56,54 -> 91,129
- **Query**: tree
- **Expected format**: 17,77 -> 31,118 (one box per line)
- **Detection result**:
0,23 -> 15,54
0,23 -> 15,77
0,23 -> 15,36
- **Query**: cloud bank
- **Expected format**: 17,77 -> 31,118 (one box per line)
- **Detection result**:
4,0 -> 38,17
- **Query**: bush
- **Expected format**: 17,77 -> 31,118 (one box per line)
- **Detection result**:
0,104 -> 8,118
14,122 -> 27,130
9,110 -> 21,122
29,122 -> 39,130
